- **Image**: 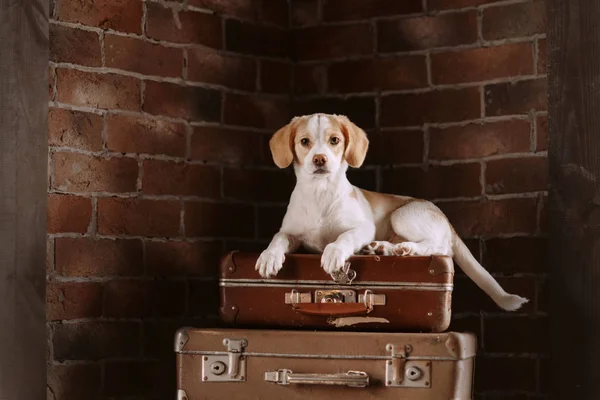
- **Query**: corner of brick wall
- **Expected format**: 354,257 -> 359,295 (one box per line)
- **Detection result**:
47,0 -> 292,398
289,0 -> 548,398
48,0 -> 548,398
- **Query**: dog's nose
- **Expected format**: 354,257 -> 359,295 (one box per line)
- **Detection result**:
312,154 -> 327,167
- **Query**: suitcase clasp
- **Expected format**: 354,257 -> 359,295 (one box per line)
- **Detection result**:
201,338 -> 248,383
385,344 -> 431,388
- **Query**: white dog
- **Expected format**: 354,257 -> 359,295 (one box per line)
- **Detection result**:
255,113 -> 528,311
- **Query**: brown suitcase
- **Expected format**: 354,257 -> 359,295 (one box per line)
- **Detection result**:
219,251 -> 454,332
175,327 -> 476,400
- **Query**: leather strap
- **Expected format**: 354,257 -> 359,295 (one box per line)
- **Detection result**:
292,303 -> 371,316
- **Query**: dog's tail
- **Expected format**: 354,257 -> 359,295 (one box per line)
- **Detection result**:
452,233 -> 529,311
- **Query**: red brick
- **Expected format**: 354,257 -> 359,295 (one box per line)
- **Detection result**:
428,0 -> 501,10
482,0 -> 546,40
47,364 -> 102,400
347,169 -> 378,191
97,198 -> 181,237
48,107 -> 103,151
328,56 -> 428,93
52,152 -> 138,193
447,316 -> 481,341
225,240 -> 270,253
293,97 -> 375,129
189,0 -> 258,19
485,316 -> 549,353
57,69 -> 141,111
485,78 -> 548,116
381,88 -> 480,126
223,169 -> 294,202
475,357 -> 537,391
142,160 -> 221,198
261,60 -> 292,94
47,238 -> 55,274
483,237 -> 548,274
538,195 -> 547,233
537,38 -> 547,74
53,321 -> 141,361
58,0 -> 143,34
257,205 -> 286,239
47,282 -> 103,320
536,114 -> 547,151
429,120 -> 531,161
47,194 -> 92,234
145,240 -> 222,277
365,130 -> 424,165
105,361 -> 172,397
381,163 -> 481,199
55,237 -> 143,277
106,114 -> 186,157
104,35 -> 183,77
294,24 -> 372,61
432,43 -> 534,84
146,3 -> 222,47
225,19 -> 287,57
293,64 -> 326,94
185,202 -> 254,237
378,11 -> 477,52
104,280 -> 186,318
50,24 -> 101,67
191,126 -> 263,165
323,0 -> 422,21
486,157 -> 547,194
49,66 -> 55,100
260,0 -> 288,26
143,81 -> 221,121
223,93 -> 290,129
438,198 -> 538,237
291,0 -> 319,27
188,281 -> 220,317
187,47 -> 256,90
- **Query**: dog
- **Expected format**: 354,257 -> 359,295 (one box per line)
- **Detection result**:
255,113 -> 528,311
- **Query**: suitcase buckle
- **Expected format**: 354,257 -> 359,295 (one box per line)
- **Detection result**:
201,338 -> 248,383
385,344 -> 431,388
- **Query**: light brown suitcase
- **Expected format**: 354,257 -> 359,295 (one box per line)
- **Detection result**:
175,327 -> 476,400
219,251 -> 454,332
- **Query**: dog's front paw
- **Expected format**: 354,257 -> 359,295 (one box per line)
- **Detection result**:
321,243 -> 350,274
255,250 -> 285,278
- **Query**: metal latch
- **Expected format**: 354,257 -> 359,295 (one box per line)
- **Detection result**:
385,344 -> 431,388
285,289 -> 385,306
201,338 -> 247,382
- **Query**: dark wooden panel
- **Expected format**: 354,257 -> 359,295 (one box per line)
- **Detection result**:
548,0 -> 600,398
0,0 -> 48,398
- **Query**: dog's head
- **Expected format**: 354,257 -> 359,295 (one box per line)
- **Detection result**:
269,114 -> 369,178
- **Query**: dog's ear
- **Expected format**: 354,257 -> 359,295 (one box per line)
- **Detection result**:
269,119 -> 296,168
336,115 -> 369,168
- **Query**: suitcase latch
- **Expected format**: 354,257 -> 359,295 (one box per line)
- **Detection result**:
385,344 -> 431,388
201,338 -> 247,383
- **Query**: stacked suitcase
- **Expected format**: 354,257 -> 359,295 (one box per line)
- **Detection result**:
175,251 -> 476,399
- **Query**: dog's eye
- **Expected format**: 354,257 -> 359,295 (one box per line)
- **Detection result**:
300,138 -> 310,146
330,136 -> 340,145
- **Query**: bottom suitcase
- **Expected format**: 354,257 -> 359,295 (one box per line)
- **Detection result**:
175,328 -> 476,399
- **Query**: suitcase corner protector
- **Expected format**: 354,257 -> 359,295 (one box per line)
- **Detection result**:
177,389 -> 188,400
174,327 -> 191,352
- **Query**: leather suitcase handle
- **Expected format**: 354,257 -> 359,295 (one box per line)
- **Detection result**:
292,302 -> 370,316
265,369 -> 369,387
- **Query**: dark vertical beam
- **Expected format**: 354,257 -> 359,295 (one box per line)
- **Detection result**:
548,0 -> 600,398
0,1 -> 48,399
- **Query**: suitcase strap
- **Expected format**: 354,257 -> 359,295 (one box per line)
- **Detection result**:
265,369 -> 369,388
292,302 -> 371,316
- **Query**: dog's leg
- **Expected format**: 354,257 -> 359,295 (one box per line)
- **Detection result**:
321,224 -> 376,274
360,240 -> 449,256
255,232 -> 300,278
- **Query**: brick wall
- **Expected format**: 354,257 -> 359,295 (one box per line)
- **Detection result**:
47,1 -> 290,398
290,0 -> 548,398
47,0 -> 547,398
